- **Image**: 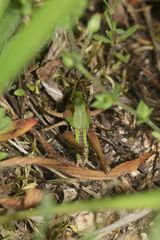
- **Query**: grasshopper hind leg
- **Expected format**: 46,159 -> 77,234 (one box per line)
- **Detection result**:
75,128 -> 89,167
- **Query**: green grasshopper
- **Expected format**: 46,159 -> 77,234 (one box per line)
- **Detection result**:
45,91 -> 108,172
63,91 -> 90,166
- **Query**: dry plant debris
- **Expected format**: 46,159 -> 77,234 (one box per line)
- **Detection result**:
0,0 -> 160,239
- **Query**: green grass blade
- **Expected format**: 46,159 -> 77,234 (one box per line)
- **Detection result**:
0,0 -> 88,93
0,0 -> 10,20
0,9 -> 21,53
0,190 -> 160,223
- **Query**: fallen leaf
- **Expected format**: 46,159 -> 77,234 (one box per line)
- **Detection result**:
0,152 -> 154,180
0,188 -> 44,210
41,80 -> 63,102
36,60 -> 60,82
87,131 -> 108,172
0,118 -> 38,141
0,197 -> 22,210
24,188 -> 44,209
36,60 -> 63,102
62,130 -> 83,153
106,152 -> 154,178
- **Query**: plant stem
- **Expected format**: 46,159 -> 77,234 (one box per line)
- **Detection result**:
76,62 -> 105,92
116,101 -> 137,117
147,119 -> 160,132
80,32 -> 92,59
0,190 -> 160,224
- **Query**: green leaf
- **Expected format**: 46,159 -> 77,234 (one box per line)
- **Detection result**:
92,85 -> 120,109
136,101 -> 153,124
0,151 -> 8,160
14,88 -> 26,96
112,84 -> 120,101
112,60 -> 121,71
118,25 -> 139,42
152,131 -> 160,141
0,8 -> 21,54
106,30 -> 114,40
115,52 -> 130,63
116,28 -> 125,35
26,82 -> 35,92
94,34 -> 112,44
105,10 -> 116,31
92,93 -> 114,109
0,116 -> 12,133
35,80 -> 41,94
87,13 -> 101,33
62,51 -> 81,69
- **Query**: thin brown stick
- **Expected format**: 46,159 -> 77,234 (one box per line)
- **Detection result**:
45,108 -> 64,118
90,109 -> 105,117
43,120 -> 67,132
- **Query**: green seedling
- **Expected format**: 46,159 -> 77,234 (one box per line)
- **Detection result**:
92,84 -> 120,109
136,100 -> 153,124
14,88 -> 26,96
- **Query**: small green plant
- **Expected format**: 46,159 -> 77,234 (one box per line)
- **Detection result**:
92,84 -> 120,109
152,131 -> 160,141
93,89 -> 160,142
14,88 -> 26,96
136,100 -> 153,124
26,82 -> 35,92
87,13 -> 101,33
93,1 -> 138,65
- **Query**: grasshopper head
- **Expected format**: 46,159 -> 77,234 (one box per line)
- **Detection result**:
73,91 -> 84,105
64,91 -> 90,129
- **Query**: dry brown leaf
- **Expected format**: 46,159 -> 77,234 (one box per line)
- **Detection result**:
106,152 -> 154,178
36,60 -> 60,82
62,130 -> 83,153
0,118 -> 38,141
87,131 -> 109,172
24,188 -> 44,209
0,196 -> 23,210
0,188 -> 44,210
0,152 -> 154,180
